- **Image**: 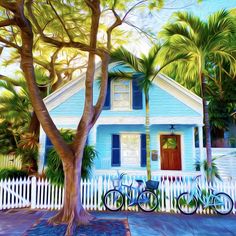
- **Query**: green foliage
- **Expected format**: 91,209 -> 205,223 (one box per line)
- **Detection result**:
194,158 -> 222,181
45,129 -> 97,186
0,168 -> 28,180
0,77 -> 32,155
46,145 -> 97,186
160,9 -> 236,146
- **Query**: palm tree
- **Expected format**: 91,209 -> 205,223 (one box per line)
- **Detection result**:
110,45 -> 186,180
160,10 -> 236,181
0,76 -> 38,172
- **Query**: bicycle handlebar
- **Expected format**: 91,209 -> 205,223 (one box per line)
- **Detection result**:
192,174 -> 202,182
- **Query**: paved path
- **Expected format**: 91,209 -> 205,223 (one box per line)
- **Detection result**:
0,209 -> 236,235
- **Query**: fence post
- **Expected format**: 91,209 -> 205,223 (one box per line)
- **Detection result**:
98,176 -> 103,210
165,179 -> 171,212
31,176 -> 37,209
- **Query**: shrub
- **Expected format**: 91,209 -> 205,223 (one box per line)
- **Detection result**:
194,157 -> 221,181
0,168 -> 28,180
45,129 -> 98,186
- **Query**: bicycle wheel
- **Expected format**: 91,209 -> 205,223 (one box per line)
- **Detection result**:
103,189 -> 124,211
137,190 -> 158,212
177,192 -> 198,215
213,192 -> 233,215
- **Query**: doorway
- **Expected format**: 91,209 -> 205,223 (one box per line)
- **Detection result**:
160,135 -> 181,170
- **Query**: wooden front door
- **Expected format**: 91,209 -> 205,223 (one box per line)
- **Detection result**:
160,135 -> 181,170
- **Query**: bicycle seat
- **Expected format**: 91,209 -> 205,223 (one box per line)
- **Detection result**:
135,179 -> 144,184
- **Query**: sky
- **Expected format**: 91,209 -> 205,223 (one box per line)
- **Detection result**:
128,0 -> 236,54
0,0 -> 236,78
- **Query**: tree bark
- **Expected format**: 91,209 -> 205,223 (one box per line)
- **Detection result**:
28,111 -> 40,136
145,93 -> 151,180
0,1 -> 108,235
201,74 -> 212,181
49,157 -> 94,236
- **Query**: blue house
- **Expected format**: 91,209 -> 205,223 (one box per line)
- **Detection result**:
38,64 -> 204,175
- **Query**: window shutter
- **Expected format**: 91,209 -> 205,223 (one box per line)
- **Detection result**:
132,79 -> 143,109
112,134 -> 120,166
103,78 -> 111,110
46,136 -> 53,147
141,134 -> 146,167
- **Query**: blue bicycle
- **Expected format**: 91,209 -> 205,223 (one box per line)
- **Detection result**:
103,173 -> 159,212
177,175 -> 233,215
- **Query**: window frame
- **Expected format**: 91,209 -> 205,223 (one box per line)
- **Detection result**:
120,133 -> 141,167
111,79 -> 132,111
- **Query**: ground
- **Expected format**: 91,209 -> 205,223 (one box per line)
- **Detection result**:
0,209 -> 236,236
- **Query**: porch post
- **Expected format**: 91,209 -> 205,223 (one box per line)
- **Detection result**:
88,124 -> 97,146
198,125 -> 204,173
88,124 -> 97,176
38,126 -> 46,174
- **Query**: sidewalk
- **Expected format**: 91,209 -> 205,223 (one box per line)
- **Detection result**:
0,209 -> 235,235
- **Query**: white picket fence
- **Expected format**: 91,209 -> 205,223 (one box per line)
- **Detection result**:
0,172 -> 236,214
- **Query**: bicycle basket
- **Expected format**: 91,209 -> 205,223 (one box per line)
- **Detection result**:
146,180 -> 159,190
112,178 -> 121,188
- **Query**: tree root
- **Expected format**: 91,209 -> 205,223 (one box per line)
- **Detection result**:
48,207 -> 95,236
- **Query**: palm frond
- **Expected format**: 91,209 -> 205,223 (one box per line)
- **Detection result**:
110,47 -> 141,72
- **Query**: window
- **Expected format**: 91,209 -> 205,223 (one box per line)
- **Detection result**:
111,80 -> 131,110
121,134 -> 140,166
162,137 -> 177,149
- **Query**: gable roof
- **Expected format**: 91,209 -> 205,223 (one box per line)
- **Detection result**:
44,63 -> 203,116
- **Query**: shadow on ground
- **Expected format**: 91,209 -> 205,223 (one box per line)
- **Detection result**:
24,218 -> 130,236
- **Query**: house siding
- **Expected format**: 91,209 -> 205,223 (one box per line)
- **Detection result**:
95,124 -> 195,172
40,76 -> 202,174
50,82 -> 201,118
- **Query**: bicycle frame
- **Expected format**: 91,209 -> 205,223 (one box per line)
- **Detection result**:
114,172 -> 144,205
189,176 -> 220,208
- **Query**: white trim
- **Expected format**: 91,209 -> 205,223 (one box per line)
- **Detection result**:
43,63 -> 203,118
155,74 -> 203,115
198,125 -> 204,173
157,132 -> 184,171
50,116 -> 204,126
111,79 -> 132,111
38,126 -> 47,174
44,63 -> 101,111
192,126 -> 196,165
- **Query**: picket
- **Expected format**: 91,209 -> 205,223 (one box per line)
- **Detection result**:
0,174 -> 236,214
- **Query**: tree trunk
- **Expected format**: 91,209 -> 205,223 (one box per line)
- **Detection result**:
49,156 -> 94,236
201,75 -> 212,182
28,111 -> 40,136
145,93 -> 151,180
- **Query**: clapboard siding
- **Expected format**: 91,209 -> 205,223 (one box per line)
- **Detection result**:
50,81 -> 200,118
149,86 -> 200,117
95,124 -> 195,171
196,148 -> 236,179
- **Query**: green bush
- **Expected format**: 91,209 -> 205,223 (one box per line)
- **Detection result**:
45,129 -> 98,186
194,157 -> 221,181
0,168 -> 28,180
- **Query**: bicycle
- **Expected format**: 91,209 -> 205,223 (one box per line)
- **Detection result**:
103,172 -> 159,212
177,175 -> 233,215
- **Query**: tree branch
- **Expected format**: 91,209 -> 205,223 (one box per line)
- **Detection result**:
0,1 -> 16,12
0,36 -> 21,50
0,19 -> 16,27
26,0 -> 93,53
12,0 -> 75,164
47,0 -> 72,41
106,8 -> 122,50
122,0 -> 147,21
92,51 -> 109,125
